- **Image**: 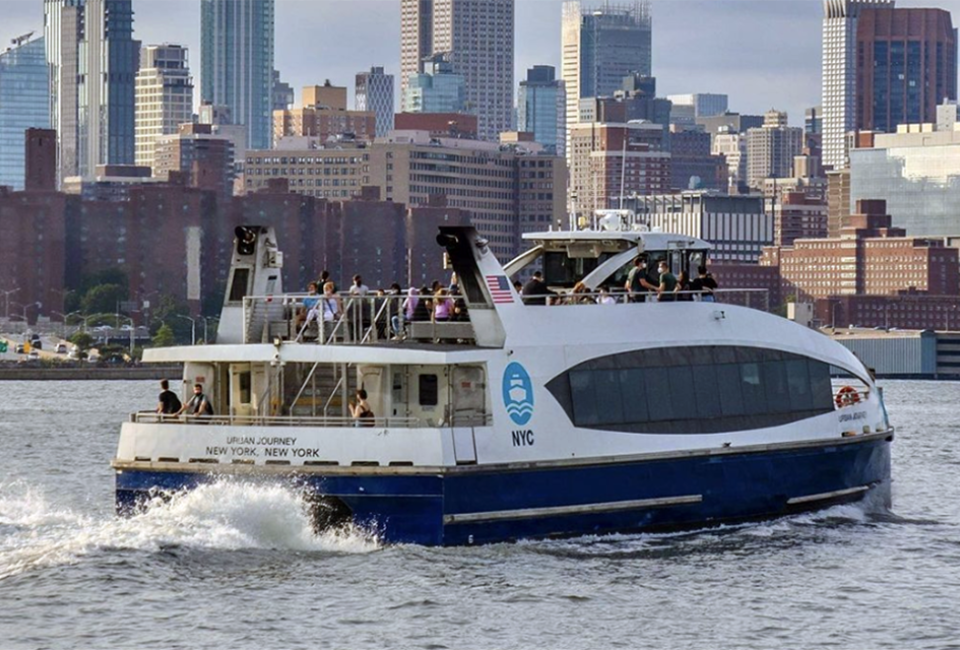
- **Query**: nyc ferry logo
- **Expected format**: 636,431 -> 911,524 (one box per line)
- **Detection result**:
502,362 -> 534,427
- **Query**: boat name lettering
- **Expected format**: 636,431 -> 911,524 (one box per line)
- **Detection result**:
231,447 -> 259,457
838,412 -> 867,423
225,436 -> 298,446
511,430 -> 535,447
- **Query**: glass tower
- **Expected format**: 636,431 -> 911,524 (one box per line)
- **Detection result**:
518,65 -> 566,156
201,0 -> 275,151
0,37 -> 50,190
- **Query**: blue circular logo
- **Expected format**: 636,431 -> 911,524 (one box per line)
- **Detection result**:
502,362 -> 534,426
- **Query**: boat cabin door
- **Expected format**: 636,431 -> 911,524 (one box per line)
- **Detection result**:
449,365 -> 485,465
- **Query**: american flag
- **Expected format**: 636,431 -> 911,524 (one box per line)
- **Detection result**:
485,275 -> 514,304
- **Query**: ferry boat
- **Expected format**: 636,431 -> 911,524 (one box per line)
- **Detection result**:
113,218 -> 893,545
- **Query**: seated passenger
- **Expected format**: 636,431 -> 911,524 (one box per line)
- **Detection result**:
319,281 -> 342,340
412,287 -> 432,322
349,389 -> 375,426
569,281 -> 594,305
297,282 -> 321,333
597,287 -> 616,305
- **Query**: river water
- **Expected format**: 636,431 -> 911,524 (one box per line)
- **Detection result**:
0,379 -> 957,649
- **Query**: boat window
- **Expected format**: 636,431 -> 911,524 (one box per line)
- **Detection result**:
418,374 -> 439,407
543,251 -> 615,288
546,346 -> 837,434
238,371 -> 251,404
228,268 -> 250,302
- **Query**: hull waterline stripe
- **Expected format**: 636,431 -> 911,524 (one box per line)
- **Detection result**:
786,485 -> 870,506
443,494 -> 703,525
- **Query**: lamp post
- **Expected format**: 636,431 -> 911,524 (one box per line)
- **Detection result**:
176,314 -> 197,346
22,301 -> 41,325
202,316 -> 220,345
51,310 -> 84,340
116,315 -> 135,355
1,288 -> 19,321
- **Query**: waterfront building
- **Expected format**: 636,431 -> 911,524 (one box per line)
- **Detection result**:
625,192 -> 773,263
745,110 -> 803,190
774,191 -> 828,247
850,122 -> 960,237
402,55 -> 466,114
25,129 -> 58,192
761,199 -> 959,301
400,0 -> 514,141
821,1 -> 955,170
518,65 -> 566,156
201,0 -> 275,151
394,112 -> 478,139
0,36 -> 49,190
135,45 -> 193,173
562,0 -> 652,150
355,66 -> 395,137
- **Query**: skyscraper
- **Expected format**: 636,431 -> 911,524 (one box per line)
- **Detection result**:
77,0 -> 140,177
0,36 -> 50,190
745,110 -> 804,190
821,0 -> 894,170
356,67 -> 395,138
201,0 -> 275,151
855,8 -> 956,135
518,65 -> 566,156
562,1 -> 652,152
135,45 -> 193,173
400,0 -> 515,141
45,0 -> 139,181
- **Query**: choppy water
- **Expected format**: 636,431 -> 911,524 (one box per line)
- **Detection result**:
0,380 -> 958,649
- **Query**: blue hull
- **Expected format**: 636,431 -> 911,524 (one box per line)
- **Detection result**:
115,433 -> 892,546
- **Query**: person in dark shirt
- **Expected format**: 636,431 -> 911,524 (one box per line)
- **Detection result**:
177,383 -> 214,417
657,261 -> 677,302
156,379 -> 182,415
690,265 -> 718,302
522,271 -> 553,305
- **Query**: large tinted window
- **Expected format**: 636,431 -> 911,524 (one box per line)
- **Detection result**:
546,346 -> 837,435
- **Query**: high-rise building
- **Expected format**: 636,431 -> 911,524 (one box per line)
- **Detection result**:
135,45 -> 193,173
45,0 -> 139,181
820,1 -> 955,170
561,1 -> 652,151
201,0 -> 275,151
355,66 -> 395,137
25,128 -> 58,192
402,55 -> 466,114
45,0 -> 83,182
154,123 -> 235,201
855,8 -> 956,135
272,69 -> 294,112
666,93 -> 729,119
400,0 -> 515,141
0,36 -> 50,190
518,65 -> 566,156
745,110 -> 803,190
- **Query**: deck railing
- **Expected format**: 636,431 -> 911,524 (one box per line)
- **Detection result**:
132,411 -> 493,428
241,288 -> 772,345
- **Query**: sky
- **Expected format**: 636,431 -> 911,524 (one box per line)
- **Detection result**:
2,0 -> 958,125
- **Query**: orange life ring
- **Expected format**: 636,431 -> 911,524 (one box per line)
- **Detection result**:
835,385 -> 860,408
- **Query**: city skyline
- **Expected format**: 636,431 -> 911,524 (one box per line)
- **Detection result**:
4,0 -> 957,127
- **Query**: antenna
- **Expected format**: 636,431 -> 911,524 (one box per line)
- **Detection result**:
11,32 -> 35,48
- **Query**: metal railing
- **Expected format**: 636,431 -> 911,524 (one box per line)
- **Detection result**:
132,411 -> 493,428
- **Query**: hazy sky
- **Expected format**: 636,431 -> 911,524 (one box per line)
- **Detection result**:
3,0 -> 958,125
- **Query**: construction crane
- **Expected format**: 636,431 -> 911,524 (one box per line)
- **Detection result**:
11,32 -> 35,48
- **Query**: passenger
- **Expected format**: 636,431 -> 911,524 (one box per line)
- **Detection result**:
625,258 -> 657,302
318,270 -> 332,292
349,389 -> 375,426
156,379 -> 182,416
597,287 -> 617,305
177,383 -> 214,417
513,279 -> 523,295
690,265 -> 718,302
570,281 -> 593,304
657,260 -> 677,302
675,271 -> 694,301
412,287 -> 432,322
349,274 -> 369,296
319,281 -> 343,340
522,271 -> 553,306
297,281 -> 320,332
433,288 -> 455,321
451,284 -> 469,321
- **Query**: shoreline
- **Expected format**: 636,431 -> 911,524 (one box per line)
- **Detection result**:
0,365 -> 182,381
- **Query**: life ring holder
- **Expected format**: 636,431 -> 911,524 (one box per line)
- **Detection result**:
835,385 -> 861,408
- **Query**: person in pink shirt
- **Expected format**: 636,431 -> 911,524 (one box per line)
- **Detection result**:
432,288 -> 454,322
